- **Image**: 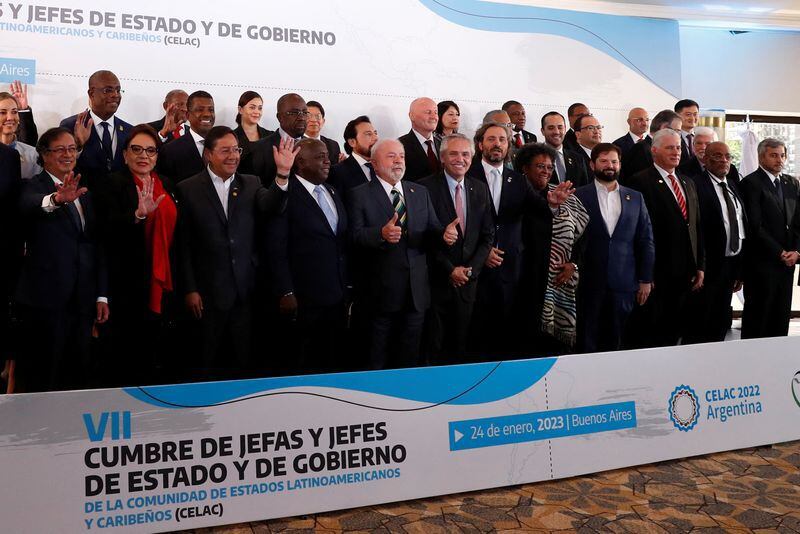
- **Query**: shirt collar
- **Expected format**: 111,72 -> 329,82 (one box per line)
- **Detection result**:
629,131 -> 643,143
594,178 -> 619,194
46,171 -> 63,185
279,128 -> 302,142
189,128 -> 205,145
579,144 -> 592,158
481,159 -> 503,177
653,163 -> 677,179
546,142 -> 563,154
208,165 -> 233,184
707,170 -> 727,184
377,176 -> 402,197
295,174 -> 321,196
412,128 -> 434,146
89,110 -> 116,128
444,171 -> 464,190
352,152 -> 369,167
760,166 -> 780,183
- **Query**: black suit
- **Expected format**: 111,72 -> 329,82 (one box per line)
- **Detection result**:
613,133 -> 649,160
60,114 -> 132,190
156,130 -> 204,184
234,125 -> 273,167
16,171 -> 108,391
147,118 -> 189,144
547,146 -> 588,187
574,146 -> 593,185
620,136 -> 653,185
247,131 -> 284,185
419,173 -> 494,363
684,171 -> 746,343
306,135 -> 341,166
348,178 -> 443,369
265,177 -> 348,373
739,168 -> 800,338
176,169 -> 285,376
466,161 -> 553,358
680,134 -> 692,165
329,155 -> 371,202
681,156 -> 742,186
627,166 -> 704,347
398,130 -> 440,182
0,144 -> 22,361
18,108 -> 38,146
563,129 -> 579,152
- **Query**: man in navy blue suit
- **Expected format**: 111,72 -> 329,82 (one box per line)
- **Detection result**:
60,70 -> 132,191
265,139 -> 349,373
347,138 -> 459,369
575,143 -> 654,353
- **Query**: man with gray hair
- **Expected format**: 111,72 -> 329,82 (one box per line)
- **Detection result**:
627,128 -> 704,348
739,138 -> 800,338
621,109 -> 682,184
680,126 -> 742,183
419,133 -> 495,363
398,97 -> 441,181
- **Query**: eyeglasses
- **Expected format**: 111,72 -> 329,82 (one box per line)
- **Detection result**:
709,153 -> 733,161
307,113 -> 323,121
285,110 -> 310,117
46,145 -> 78,155
534,163 -> 555,172
215,146 -> 244,156
128,145 -> 158,157
580,125 -> 604,132
631,118 -> 650,122
95,87 -> 124,95
499,122 -> 515,129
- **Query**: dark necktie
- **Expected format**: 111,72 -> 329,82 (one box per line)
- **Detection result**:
364,161 -> 377,181
774,176 -> 785,207
718,181 -> 740,253
100,121 -> 113,166
686,133 -> 694,157
425,139 -> 440,173
515,133 -> 523,148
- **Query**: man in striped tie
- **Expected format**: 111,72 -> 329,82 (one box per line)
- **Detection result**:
348,139 -> 459,369
626,129 -> 705,348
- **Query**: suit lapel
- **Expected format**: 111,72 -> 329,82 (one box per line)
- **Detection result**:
227,175 -> 240,224
782,175 -> 796,226
583,184 -> 609,238
327,183 -> 346,237
201,171 -> 227,226
369,178 -> 394,220
295,178 -> 336,236
402,180 -> 418,229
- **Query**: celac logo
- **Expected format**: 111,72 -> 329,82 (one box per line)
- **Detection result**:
669,385 -> 699,431
792,372 -> 800,408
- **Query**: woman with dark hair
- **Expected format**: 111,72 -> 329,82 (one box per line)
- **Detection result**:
435,100 -> 460,139
93,123 -> 179,385
515,143 -> 587,354
233,91 -> 272,161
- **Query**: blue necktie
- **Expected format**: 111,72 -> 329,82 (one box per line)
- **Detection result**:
314,185 -> 338,233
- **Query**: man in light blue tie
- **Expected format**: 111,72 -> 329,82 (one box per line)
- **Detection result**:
265,139 -> 350,373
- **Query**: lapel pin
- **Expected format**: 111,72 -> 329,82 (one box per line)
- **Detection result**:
507,177 -> 512,183
625,194 -> 631,201
232,191 -> 238,197
567,158 -> 573,165
118,125 -> 123,132
658,179 -> 664,184
409,187 -> 415,193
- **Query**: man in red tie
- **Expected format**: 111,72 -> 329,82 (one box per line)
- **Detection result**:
626,129 -> 704,348
502,100 -> 538,148
398,97 -> 441,181
612,107 -> 650,160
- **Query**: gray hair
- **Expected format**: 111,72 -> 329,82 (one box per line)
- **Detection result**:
482,109 -> 506,124
652,128 -> 680,148
693,126 -> 717,141
371,138 -> 403,158
757,138 -> 786,157
439,133 -> 474,158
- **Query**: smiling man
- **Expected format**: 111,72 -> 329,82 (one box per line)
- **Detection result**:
247,93 -> 309,185
157,90 -> 216,183
398,97 -> 441,181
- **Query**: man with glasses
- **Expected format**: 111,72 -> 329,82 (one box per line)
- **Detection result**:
175,126 -> 292,380
248,93 -> 308,186
304,100 -> 342,164
157,90 -> 215,183
613,107 -> 650,160
16,127 -> 109,391
60,70 -> 132,190
398,97 -> 441,182
574,114 -> 603,180
620,109 -> 682,184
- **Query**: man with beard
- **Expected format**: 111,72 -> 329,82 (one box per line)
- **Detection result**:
157,90 -> 216,183
247,93 -> 309,184
347,138 -> 459,369
329,115 -> 379,203
541,111 -> 588,186
265,139 -> 348,374
574,143 -> 654,353
466,122 -> 572,359
398,97 -> 441,181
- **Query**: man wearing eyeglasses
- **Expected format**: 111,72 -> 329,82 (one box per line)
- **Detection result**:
60,70 -> 132,191
247,93 -> 309,186
15,127 -> 109,391
574,114 -> 603,181
613,108 -> 651,160
304,101 -> 342,164
175,126 -> 292,380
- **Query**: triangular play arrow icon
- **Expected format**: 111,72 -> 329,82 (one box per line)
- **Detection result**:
454,429 -> 463,442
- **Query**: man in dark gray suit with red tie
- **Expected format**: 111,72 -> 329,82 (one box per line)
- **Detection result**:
398,98 -> 441,182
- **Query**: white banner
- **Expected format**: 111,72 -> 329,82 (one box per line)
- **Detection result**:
1,337 -> 799,532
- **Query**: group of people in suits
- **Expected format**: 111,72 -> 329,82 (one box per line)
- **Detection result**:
1,69 -> 799,393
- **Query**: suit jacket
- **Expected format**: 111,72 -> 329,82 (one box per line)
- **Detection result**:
739,168 -> 800,275
620,136 -> 653,185
680,134 -> 691,165
575,182 -> 654,293
574,146 -> 593,185
176,169 -> 285,311
398,130 -> 440,182
0,143 -> 22,322
680,156 -> 742,186
156,131 -> 204,184
247,130 -> 283,185
511,129 -> 537,147
548,146 -> 588,187
16,170 -> 107,310
234,124 -> 273,166
347,178 -> 442,313
265,177 -> 348,308
60,114 -> 132,188
628,166 -> 705,283
563,129 -> 579,152
613,133 -> 650,160
310,135 -> 341,166
18,108 -> 38,146
147,118 -> 189,144
328,154 -> 371,205
690,171 -> 746,281
418,173 -> 495,302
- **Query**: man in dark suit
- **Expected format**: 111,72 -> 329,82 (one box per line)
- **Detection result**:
573,114 -> 603,181
679,127 -> 743,186
466,122 -> 572,359
419,134 -> 494,364
348,138 -> 459,369
564,103 -> 589,152
157,90 -> 215,183
575,143 -> 654,353
15,128 -> 109,391
176,126 -> 289,380
305,101 -> 342,164
612,107 -> 650,159
684,142 -> 746,344
0,142 -> 22,389
627,129 -> 705,347
328,115 -> 378,201
540,111 -> 588,186
60,70 -> 132,190
675,99 -> 700,164
503,100 -> 537,149
265,139 -> 348,374
147,89 -> 188,144
620,109 -> 682,184
398,97 -> 441,181
248,93 -> 308,185
739,138 -> 800,339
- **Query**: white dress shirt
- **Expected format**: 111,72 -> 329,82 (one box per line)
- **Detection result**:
653,164 -> 687,205
481,159 -> 503,213
186,128 -> 205,158
760,166 -> 781,188
412,128 -> 435,153
628,131 -> 644,144
278,127 -> 302,142
594,179 -> 622,235
377,176 -> 405,203
89,110 -> 118,156
707,171 -> 745,256
352,152 -> 373,181
296,175 -> 338,225
579,144 -> 592,159
208,166 -> 232,217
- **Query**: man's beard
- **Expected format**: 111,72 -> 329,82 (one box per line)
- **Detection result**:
594,169 -> 619,183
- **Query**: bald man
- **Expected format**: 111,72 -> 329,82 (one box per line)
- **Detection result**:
398,97 -> 441,181
613,107 -> 650,159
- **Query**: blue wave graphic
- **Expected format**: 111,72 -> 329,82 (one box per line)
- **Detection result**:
418,0 -> 681,97
124,358 -> 557,409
